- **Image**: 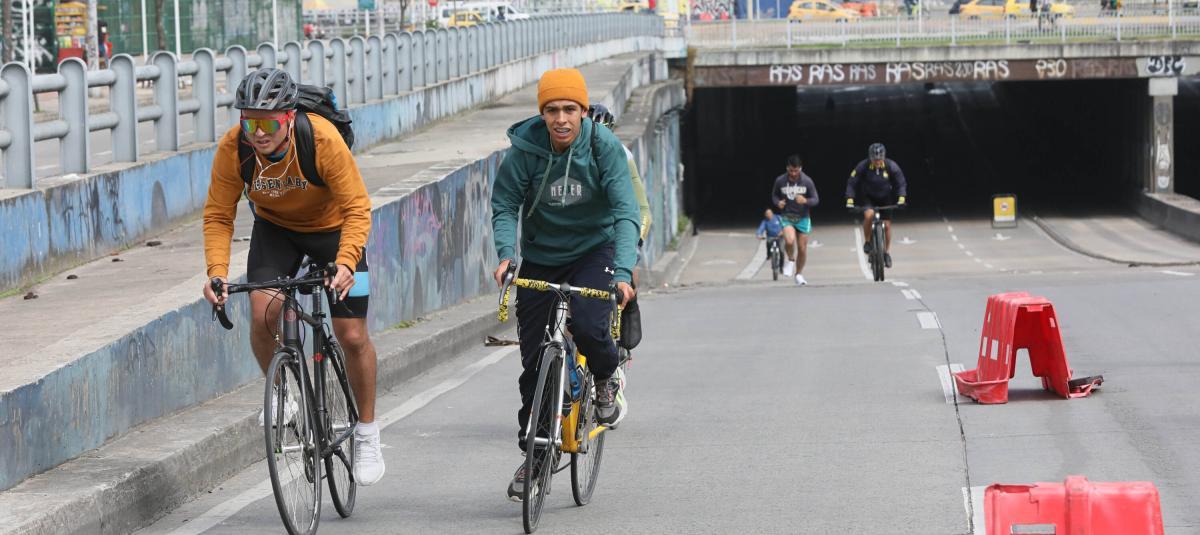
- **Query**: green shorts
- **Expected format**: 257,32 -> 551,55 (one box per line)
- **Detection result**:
780,215 -> 812,234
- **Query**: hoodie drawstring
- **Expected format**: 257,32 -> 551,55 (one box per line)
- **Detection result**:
525,143 -> 575,219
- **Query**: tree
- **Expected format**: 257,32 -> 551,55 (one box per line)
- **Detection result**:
155,0 -> 167,50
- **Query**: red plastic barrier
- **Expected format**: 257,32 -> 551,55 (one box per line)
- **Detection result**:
985,476 -> 1164,535
954,292 -> 1102,404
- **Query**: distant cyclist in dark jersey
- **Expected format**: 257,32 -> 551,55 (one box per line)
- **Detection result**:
771,155 -> 820,286
845,142 -> 908,268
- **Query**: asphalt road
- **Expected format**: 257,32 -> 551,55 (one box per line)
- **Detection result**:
138,215 -> 1200,534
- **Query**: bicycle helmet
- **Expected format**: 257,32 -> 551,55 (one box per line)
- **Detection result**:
235,68 -> 299,111
588,104 -> 615,128
868,142 -> 886,160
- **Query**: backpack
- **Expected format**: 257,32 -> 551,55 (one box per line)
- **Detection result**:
238,84 -> 354,188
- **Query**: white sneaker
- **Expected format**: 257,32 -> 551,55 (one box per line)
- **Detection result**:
783,260 -> 796,277
795,274 -> 808,286
258,388 -> 298,427
354,426 -> 386,486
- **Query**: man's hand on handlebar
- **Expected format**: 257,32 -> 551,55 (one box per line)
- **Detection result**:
616,281 -> 635,307
327,264 -> 355,301
845,198 -> 855,209
494,259 -> 514,289
205,277 -> 228,306
897,195 -> 907,207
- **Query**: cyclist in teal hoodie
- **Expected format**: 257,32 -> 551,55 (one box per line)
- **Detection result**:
491,68 -> 640,502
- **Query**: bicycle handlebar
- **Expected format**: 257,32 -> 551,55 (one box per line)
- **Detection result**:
849,204 -> 902,213
210,263 -> 339,330
497,263 -> 622,339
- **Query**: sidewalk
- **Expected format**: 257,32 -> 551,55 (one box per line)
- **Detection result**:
0,52 -> 656,535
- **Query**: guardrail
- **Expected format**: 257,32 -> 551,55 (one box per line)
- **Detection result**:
684,5 -> 1200,49
0,13 -> 663,189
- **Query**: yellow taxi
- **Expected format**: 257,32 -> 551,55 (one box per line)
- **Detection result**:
956,0 -> 1074,18
445,10 -> 485,27
788,0 -> 861,21
618,0 -> 651,11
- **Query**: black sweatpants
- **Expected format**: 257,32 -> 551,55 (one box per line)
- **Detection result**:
515,244 -> 620,448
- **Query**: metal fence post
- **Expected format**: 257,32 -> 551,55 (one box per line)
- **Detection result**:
896,14 -> 902,47
283,41 -> 303,81
367,36 -> 384,100
1,62 -> 35,187
438,29 -> 449,82
225,46 -> 247,130
1116,10 -> 1122,42
469,26 -> 480,74
330,39 -> 349,106
412,31 -> 426,87
951,16 -> 957,45
152,51 -> 179,152
1061,16 -> 1066,43
257,43 -> 278,69
349,36 -> 367,104
193,48 -> 217,143
58,58 -> 90,175
786,18 -> 792,48
109,54 -> 139,163
1170,1 -> 1176,39
399,33 -> 413,91
425,32 -> 436,84
383,33 -> 398,95
448,28 -> 461,79
306,40 -> 326,88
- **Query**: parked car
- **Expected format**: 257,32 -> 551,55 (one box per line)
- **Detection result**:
446,10 -> 486,26
788,0 -> 862,21
957,0 -> 1074,18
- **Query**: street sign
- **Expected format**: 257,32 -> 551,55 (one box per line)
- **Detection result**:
992,194 -> 1017,229
359,0 -> 377,9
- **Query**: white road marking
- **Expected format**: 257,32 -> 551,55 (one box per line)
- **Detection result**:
167,346 -> 519,535
984,263 -> 994,269
670,232 -> 700,286
993,232 -> 1011,241
97,150 -> 112,156
917,311 -> 941,329
973,258 -> 983,263
701,259 -> 737,266
899,236 -> 916,245
852,227 -> 873,281
36,164 -> 57,171
890,281 -> 909,287
1161,270 -> 1195,277
936,364 -> 965,404
965,251 -> 974,257
724,232 -> 755,238
963,485 -> 987,535
736,242 -> 767,280
947,225 -> 954,233
951,234 -> 959,242
957,243 -> 966,250
909,289 -> 921,299
901,289 -> 915,300
809,240 -> 823,248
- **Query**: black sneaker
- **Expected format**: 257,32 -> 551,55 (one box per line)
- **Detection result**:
863,241 -> 874,255
596,376 -> 626,426
884,253 -> 892,268
507,462 -> 535,502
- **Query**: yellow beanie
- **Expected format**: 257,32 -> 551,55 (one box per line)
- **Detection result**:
537,68 -> 589,112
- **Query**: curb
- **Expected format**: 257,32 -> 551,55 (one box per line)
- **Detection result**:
0,298 -> 504,535
646,222 -> 697,288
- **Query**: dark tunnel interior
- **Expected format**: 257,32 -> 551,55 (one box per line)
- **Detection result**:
683,78 -> 1191,227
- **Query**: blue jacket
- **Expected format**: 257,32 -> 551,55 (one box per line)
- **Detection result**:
757,216 -> 783,238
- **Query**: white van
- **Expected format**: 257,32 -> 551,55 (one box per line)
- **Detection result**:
438,1 -> 529,25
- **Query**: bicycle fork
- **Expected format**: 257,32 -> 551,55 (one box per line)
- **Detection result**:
528,302 -> 569,451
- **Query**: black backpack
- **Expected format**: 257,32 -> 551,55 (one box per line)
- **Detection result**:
238,84 -> 354,188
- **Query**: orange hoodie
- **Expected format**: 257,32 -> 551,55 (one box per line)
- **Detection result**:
203,113 -> 371,279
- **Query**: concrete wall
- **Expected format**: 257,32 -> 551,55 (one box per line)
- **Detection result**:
0,35 -> 660,296
692,41 -> 1200,67
1135,192 -> 1200,245
0,48 -> 682,492
619,81 -> 687,270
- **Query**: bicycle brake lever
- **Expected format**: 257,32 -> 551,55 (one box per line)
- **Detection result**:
213,304 -> 234,330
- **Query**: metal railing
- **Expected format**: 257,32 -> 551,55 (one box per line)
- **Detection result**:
0,13 -> 663,189
684,5 -> 1200,48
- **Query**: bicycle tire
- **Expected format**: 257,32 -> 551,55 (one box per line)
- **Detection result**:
523,347 -> 562,534
771,248 -> 779,281
872,223 -> 886,282
323,341 -> 357,518
265,353 -> 322,535
570,369 -> 606,506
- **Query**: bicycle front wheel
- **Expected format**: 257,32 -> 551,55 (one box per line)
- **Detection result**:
771,250 -> 779,281
265,352 -> 322,535
570,370 -> 606,506
872,224 -> 886,282
322,341 -> 357,518
523,346 -> 562,534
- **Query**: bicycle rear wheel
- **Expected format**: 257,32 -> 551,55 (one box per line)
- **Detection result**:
322,341 -> 357,518
570,370 -> 606,506
265,353 -> 322,535
523,347 -> 562,534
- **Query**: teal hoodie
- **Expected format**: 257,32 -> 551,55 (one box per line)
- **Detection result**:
492,116 -> 640,283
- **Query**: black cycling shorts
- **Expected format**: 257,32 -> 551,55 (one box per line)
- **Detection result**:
246,218 -> 369,319
861,196 -> 897,221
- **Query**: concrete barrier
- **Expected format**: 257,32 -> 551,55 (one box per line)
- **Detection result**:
0,35 -> 661,296
1135,191 -> 1200,245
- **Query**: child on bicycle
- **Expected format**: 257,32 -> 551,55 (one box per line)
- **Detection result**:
756,208 -> 783,241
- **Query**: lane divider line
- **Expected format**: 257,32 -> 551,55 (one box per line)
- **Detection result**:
168,346 -> 519,535
936,363 -> 966,404
962,485 -> 987,535
951,234 -> 959,242
917,311 -> 941,330
736,241 -> 768,280
853,227 -> 873,281
890,280 -> 909,287
965,251 -> 974,257
902,289 -> 915,300
1162,270 -> 1195,277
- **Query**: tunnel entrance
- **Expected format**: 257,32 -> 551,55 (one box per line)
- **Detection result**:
683,78 -> 1180,227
